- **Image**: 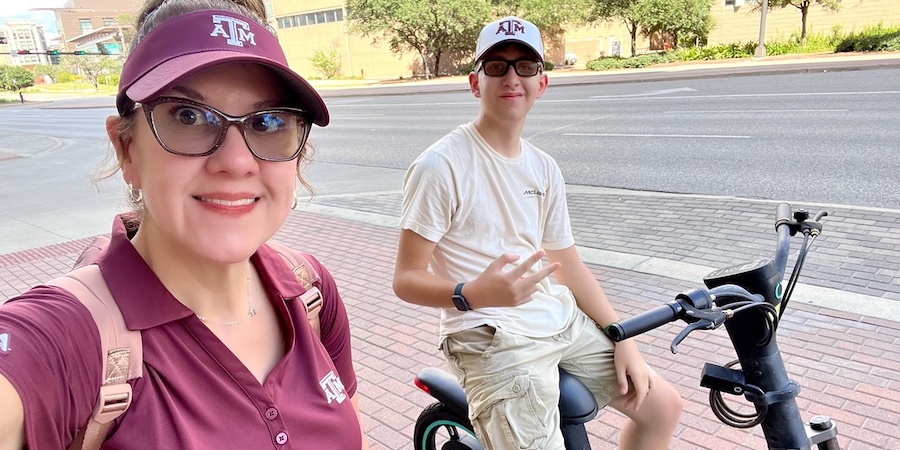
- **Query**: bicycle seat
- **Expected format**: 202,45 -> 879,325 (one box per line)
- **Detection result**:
558,368 -> 599,425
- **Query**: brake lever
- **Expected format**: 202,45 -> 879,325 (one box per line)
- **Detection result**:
670,308 -> 729,354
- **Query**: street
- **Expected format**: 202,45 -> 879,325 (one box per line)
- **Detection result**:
313,67 -> 900,209
1,64 -> 898,450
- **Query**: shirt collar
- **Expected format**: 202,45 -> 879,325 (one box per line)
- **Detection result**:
96,215 -> 306,331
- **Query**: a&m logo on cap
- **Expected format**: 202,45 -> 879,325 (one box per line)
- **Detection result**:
210,14 -> 256,47
495,18 -> 526,36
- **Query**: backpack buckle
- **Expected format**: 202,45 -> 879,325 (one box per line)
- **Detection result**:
93,384 -> 133,424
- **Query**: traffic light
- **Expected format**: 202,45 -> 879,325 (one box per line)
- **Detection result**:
74,50 -> 86,55
16,50 -> 31,55
48,49 -> 59,55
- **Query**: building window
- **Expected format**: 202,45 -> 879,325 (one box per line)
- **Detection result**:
275,8 -> 344,29
103,17 -> 116,26
79,19 -> 93,33
724,0 -> 745,5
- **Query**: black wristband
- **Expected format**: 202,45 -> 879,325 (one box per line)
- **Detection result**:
451,282 -> 471,311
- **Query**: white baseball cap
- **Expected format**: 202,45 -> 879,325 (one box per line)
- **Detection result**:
475,16 -> 544,62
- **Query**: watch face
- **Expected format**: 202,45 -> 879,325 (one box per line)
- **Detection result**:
453,295 -> 470,311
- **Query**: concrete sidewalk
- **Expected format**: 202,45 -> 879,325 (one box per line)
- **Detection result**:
1,52 -> 898,449
1,181 -> 898,450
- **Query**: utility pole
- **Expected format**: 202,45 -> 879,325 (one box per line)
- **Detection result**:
755,0 -> 769,58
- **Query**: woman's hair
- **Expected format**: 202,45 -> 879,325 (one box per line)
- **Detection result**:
95,0 -> 316,207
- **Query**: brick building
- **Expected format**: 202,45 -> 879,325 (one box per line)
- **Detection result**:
35,0 -> 142,54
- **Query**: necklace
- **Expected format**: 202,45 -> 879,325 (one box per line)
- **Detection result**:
196,262 -> 257,326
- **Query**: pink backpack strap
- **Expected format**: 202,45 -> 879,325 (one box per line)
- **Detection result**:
265,241 -> 324,336
49,264 -> 142,450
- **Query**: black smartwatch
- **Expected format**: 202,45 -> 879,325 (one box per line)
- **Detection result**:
452,282 -> 472,311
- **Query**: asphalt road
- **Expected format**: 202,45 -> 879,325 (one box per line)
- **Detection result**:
0,66 -> 898,254
313,67 -> 900,209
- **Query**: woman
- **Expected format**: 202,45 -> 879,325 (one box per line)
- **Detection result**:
0,0 -> 368,448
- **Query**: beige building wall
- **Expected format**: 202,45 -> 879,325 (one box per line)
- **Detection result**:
273,0 -> 419,79
271,0 -> 899,78
563,0 -> 900,67
710,0 -> 900,44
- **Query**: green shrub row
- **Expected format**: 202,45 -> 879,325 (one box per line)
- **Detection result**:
585,52 -> 680,71
835,23 -> 900,52
586,23 -> 900,71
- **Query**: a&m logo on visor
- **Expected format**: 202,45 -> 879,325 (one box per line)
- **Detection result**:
495,18 -> 526,36
210,15 -> 256,47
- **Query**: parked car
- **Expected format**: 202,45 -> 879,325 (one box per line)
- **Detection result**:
564,51 -> 578,66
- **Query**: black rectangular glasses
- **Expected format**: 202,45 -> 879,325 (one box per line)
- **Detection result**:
477,59 -> 542,77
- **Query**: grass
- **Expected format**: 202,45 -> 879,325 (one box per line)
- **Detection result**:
21,82 -> 117,95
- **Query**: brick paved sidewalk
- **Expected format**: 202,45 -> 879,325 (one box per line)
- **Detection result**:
2,210 -> 898,450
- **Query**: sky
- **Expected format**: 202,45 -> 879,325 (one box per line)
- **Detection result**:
0,0 -> 68,37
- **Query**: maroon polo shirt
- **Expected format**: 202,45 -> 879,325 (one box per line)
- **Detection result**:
0,217 -> 361,449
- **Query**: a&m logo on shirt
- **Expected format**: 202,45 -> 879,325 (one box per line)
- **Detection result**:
210,15 -> 256,47
320,371 -> 347,404
0,331 -> 11,354
495,18 -> 526,37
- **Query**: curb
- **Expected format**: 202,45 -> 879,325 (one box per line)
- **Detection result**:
315,53 -> 900,98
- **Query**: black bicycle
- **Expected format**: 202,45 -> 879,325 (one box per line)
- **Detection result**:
413,203 -> 840,450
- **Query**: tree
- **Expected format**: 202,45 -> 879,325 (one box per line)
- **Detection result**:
492,0 -> 594,36
346,0 -> 492,78
114,14 -> 137,54
0,65 -> 35,91
748,0 -> 842,45
32,64 -> 65,83
635,0 -> 714,48
62,55 -> 120,90
591,0 -> 643,56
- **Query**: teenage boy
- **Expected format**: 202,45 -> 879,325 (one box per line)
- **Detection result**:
394,16 -> 683,450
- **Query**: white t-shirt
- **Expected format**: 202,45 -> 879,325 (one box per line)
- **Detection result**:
400,123 -> 578,337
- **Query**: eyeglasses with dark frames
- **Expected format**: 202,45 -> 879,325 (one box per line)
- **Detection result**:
477,59 -> 543,77
139,97 -> 312,162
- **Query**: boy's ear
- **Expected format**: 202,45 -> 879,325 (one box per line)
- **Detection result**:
469,71 -> 481,98
536,73 -> 549,99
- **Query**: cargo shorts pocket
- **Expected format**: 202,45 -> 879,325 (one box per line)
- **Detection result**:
470,371 -> 550,450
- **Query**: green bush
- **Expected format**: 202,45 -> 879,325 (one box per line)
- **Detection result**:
585,24 -> 900,72
835,23 -> 900,52
309,47 -> 341,80
585,52 -> 678,71
543,61 -> 554,71
56,71 -> 77,83
458,61 -> 476,75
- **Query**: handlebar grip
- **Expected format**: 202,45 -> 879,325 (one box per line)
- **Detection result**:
775,203 -> 793,225
605,303 -> 680,342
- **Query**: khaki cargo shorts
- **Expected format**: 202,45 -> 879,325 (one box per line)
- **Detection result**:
441,309 -> 620,450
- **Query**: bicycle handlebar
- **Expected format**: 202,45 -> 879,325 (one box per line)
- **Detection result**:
605,288 -> 714,342
606,203 -> 826,344
773,203 -> 794,278
604,301 -> 684,342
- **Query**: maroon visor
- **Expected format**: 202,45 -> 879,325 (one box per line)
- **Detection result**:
117,10 -> 329,126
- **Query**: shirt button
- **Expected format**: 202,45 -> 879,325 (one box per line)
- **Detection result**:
265,408 -> 279,420
275,432 -> 288,445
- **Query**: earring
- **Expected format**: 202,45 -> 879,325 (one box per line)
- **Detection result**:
127,183 -> 143,204
291,193 -> 298,210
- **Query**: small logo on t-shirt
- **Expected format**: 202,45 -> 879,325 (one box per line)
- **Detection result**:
320,371 -> 347,404
0,332 -> 11,354
523,189 -> 546,198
